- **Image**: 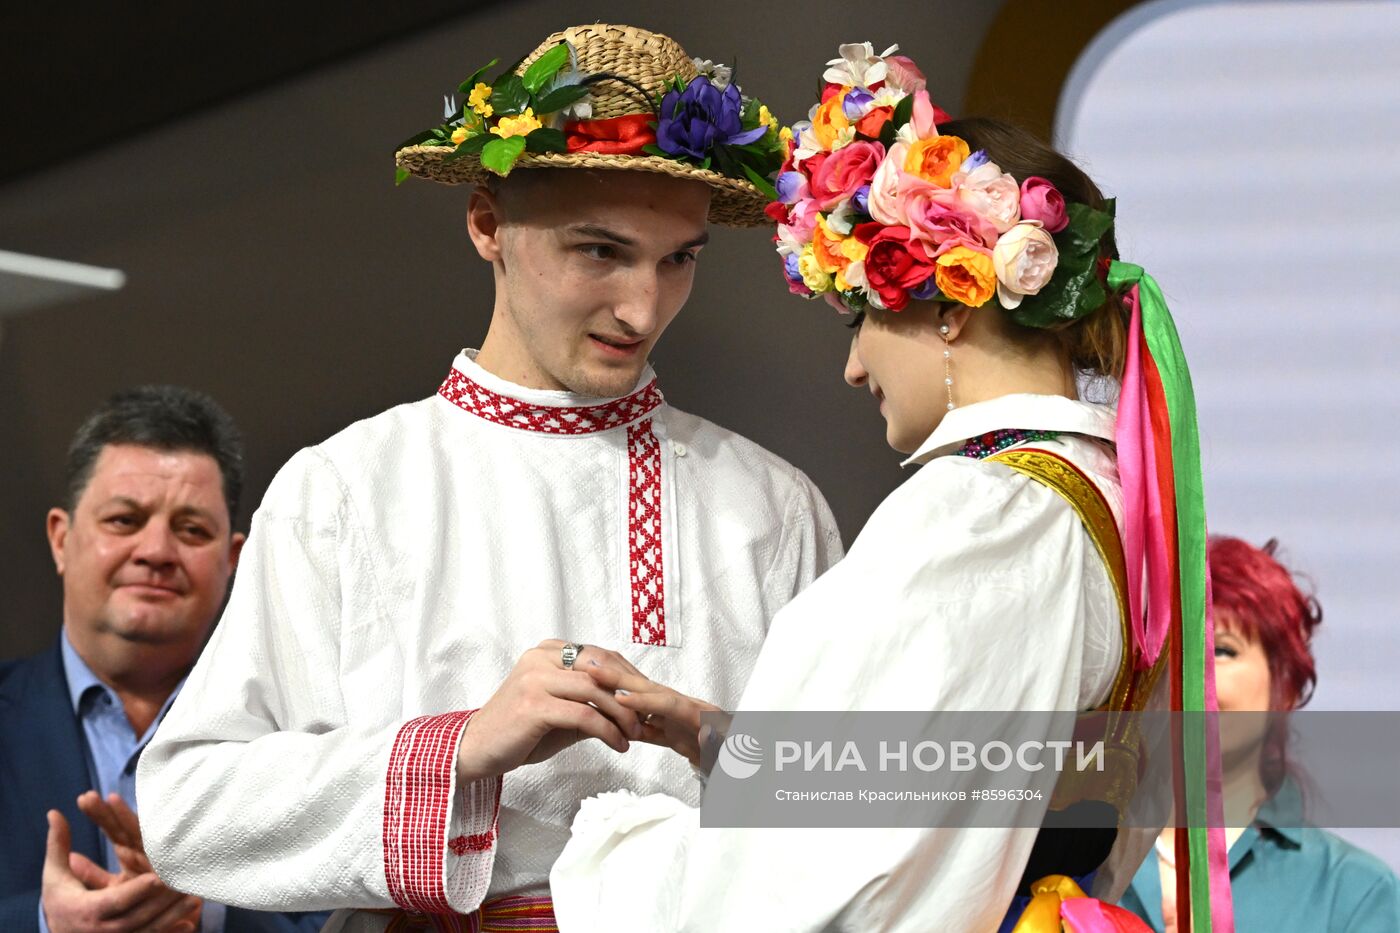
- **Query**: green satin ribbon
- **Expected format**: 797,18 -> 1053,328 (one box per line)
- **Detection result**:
1108,261 -> 1228,933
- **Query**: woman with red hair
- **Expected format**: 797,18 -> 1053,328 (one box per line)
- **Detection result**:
1121,536 -> 1400,931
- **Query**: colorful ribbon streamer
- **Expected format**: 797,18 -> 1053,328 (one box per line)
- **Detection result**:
1110,261 -> 1233,933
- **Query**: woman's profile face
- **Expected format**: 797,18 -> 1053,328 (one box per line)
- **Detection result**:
1214,613 -> 1275,766
1214,616 -> 1273,713
843,305 -> 949,454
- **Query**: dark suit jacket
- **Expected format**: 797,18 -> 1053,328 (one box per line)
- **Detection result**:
0,640 -> 326,932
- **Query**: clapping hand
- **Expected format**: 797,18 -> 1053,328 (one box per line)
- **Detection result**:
41,793 -> 202,933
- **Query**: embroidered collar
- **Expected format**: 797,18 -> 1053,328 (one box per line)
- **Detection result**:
902,393 -> 1114,467
438,350 -> 664,435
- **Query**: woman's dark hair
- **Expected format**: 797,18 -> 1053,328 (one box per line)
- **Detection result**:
938,117 -> 1128,380
64,385 -> 245,523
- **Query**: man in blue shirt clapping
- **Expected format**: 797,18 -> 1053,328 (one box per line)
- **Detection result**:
0,386 -> 324,933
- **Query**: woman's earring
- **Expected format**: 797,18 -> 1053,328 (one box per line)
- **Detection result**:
940,324 -> 954,411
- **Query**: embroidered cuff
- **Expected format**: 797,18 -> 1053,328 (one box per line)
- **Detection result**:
382,710 -> 500,913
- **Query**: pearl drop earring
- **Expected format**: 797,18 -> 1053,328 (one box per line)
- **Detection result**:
940,324 -> 954,411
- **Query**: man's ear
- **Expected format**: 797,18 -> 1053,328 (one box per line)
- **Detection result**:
46,508 -> 70,576
228,531 -> 246,574
466,186 -> 504,263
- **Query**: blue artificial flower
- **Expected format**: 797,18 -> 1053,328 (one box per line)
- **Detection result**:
656,76 -> 767,161
842,87 -> 875,121
853,184 -> 871,215
776,171 -> 808,204
962,149 -> 990,171
784,252 -> 802,281
911,278 -> 940,301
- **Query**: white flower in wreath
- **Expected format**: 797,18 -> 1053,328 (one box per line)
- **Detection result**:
791,120 -> 823,165
691,58 -> 733,90
822,42 -> 899,89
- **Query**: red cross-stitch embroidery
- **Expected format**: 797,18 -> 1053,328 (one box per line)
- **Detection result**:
628,419 -> 665,646
439,366 -> 670,647
438,368 -> 662,434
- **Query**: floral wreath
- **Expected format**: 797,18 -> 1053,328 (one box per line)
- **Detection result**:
769,42 -> 1115,327
395,42 -> 786,197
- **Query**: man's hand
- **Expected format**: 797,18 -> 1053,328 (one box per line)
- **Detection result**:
584,665 -> 720,767
41,808 -> 201,933
455,640 -> 647,783
75,792 -> 156,878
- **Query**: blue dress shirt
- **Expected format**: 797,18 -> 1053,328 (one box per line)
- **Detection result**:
39,632 -> 227,933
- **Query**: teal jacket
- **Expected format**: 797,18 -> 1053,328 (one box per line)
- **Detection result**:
1120,786 -> 1400,932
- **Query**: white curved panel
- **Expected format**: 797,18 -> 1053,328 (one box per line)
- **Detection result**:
1057,0 -> 1400,870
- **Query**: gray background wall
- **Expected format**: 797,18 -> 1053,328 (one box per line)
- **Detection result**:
0,1 -> 1006,657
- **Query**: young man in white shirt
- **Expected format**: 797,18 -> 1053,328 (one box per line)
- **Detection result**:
138,23 -> 840,932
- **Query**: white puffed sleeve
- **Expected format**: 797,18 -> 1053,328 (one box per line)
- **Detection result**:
552,455 -> 1121,932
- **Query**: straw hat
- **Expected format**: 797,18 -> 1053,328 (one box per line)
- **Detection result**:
395,24 -> 774,226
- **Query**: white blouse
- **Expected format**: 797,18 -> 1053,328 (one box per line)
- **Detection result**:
551,393 -> 1124,932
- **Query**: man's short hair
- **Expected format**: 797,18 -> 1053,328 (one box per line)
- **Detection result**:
64,385 -> 245,524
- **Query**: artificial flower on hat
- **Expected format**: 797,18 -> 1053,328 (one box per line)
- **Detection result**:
771,41 -> 1116,325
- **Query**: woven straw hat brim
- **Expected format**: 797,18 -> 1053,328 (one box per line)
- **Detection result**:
395,145 -> 771,227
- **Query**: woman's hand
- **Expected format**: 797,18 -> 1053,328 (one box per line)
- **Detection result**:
583,663 -> 721,767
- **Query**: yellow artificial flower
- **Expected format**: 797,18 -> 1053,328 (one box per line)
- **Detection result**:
839,236 -> 869,264
812,214 -> 849,275
468,82 -> 494,118
779,126 -> 794,148
450,126 -> 471,145
904,135 -> 971,188
934,246 -> 997,307
758,104 -> 776,129
812,91 -> 851,151
798,244 -> 834,293
491,108 -> 542,139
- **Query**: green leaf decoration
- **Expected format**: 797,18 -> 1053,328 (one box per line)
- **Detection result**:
641,143 -> 670,159
700,155 -> 712,171
877,120 -> 897,148
1006,200 -> 1116,328
841,289 -> 869,312
443,132 -> 493,161
739,161 -> 778,200
892,93 -> 914,129
741,96 -> 762,125
457,58 -> 500,95
490,75 -> 529,116
524,127 -> 567,153
458,110 -> 485,135
534,83 -> 590,115
395,127 -> 442,151
395,166 -> 410,186
480,134 -> 528,175
521,43 -> 570,94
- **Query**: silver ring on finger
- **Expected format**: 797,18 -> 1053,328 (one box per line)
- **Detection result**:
561,642 -> 586,670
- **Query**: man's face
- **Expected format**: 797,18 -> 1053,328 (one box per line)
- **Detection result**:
469,169 -> 712,397
47,444 -> 243,670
